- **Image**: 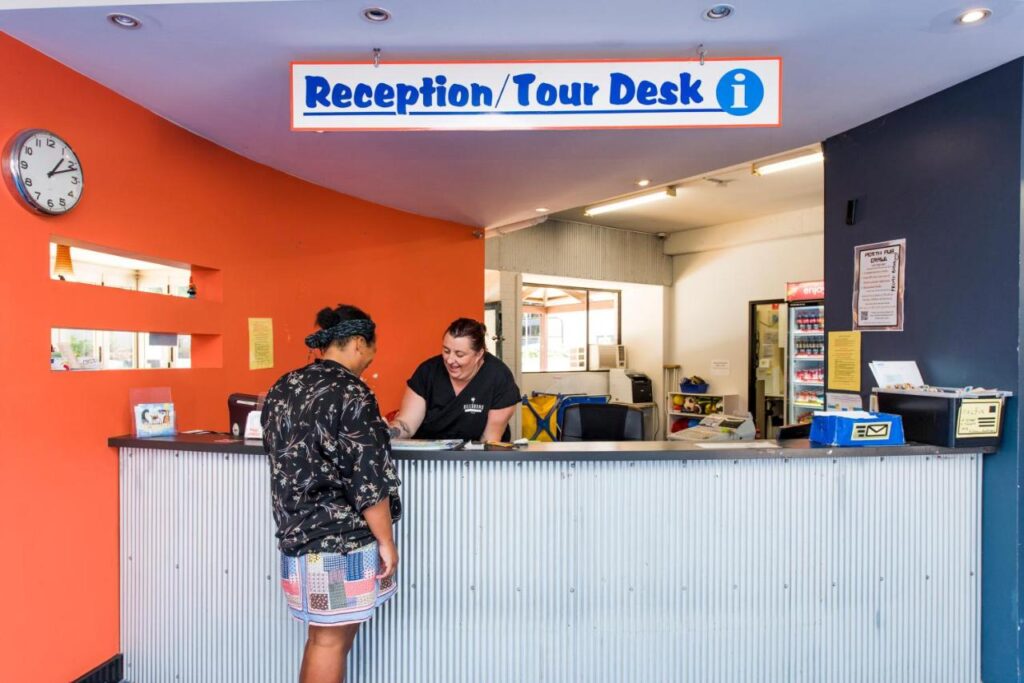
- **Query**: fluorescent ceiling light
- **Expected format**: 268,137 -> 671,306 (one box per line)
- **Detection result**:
752,150 -> 824,176
584,187 -> 677,216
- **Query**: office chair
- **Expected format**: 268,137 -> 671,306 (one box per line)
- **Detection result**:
560,403 -> 645,441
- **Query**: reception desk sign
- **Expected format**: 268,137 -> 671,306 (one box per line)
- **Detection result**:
291,58 -> 781,131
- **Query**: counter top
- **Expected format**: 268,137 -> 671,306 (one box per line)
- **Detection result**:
108,433 -> 995,462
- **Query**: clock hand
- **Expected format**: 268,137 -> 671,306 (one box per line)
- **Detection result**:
50,167 -> 78,176
46,158 -> 65,177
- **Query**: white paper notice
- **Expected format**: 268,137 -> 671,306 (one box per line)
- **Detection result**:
710,360 -> 731,376
854,239 -> 906,331
868,361 -> 924,388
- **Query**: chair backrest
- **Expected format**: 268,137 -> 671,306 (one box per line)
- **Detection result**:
560,403 -> 645,441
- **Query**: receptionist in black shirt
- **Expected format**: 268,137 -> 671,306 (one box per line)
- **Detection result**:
389,318 -> 520,442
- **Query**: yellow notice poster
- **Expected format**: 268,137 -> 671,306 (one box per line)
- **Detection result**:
827,331 -> 861,392
248,318 -> 274,370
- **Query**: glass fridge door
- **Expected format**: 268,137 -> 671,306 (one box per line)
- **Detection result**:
788,302 -> 825,424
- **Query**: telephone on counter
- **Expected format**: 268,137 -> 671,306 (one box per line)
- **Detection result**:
672,414 -> 756,442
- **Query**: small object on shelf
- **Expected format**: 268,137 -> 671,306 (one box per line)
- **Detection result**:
680,375 -> 709,393
53,244 -> 74,280
187,276 -> 197,298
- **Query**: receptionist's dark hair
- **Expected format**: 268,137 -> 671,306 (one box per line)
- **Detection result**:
305,304 -> 376,350
445,318 -> 487,353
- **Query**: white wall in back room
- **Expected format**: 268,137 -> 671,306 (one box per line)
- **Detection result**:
669,207 -> 824,414
519,272 -> 667,433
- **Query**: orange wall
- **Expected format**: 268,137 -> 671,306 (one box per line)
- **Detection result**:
0,34 -> 482,682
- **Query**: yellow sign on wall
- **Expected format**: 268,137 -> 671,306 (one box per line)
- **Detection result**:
248,318 -> 274,370
827,331 -> 861,392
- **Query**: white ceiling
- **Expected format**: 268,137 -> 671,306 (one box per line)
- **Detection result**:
553,150 -> 823,232
0,0 -> 1021,229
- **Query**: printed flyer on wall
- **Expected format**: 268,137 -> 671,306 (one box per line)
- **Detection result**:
853,238 -> 906,331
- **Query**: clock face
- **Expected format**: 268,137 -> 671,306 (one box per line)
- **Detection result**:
3,129 -> 84,215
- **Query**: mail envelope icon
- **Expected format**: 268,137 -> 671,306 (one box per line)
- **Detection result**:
852,422 -> 891,441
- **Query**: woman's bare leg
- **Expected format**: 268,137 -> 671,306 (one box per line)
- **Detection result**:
299,623 -> 360,683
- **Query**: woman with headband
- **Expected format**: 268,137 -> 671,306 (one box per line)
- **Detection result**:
262,304 -> 401,683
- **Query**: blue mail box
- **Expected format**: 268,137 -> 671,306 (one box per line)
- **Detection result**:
810,412 -> 905,447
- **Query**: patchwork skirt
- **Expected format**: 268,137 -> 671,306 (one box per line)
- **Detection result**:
280,541 -> 397,626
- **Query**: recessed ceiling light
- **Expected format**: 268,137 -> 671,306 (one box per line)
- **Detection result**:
636,179 -> 651,187
362,7 -> 392,23
107,13 -> 142,29
956,8 -> 991,24
703,4 -> 735,20
535,207 -> 549,212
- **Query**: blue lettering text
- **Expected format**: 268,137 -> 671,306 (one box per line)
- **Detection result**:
331,83 -> 352,108
396,84 -> 419,114
305,76 -> 330,108
374,83 -> 395,109
354,83 -> 373,108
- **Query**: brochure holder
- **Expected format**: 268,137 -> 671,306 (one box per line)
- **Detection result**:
129,387 -> 176,438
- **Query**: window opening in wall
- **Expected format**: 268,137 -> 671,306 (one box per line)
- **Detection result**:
521,284 -> 621,372
51,328 -> 192,370
49,241 -> 192,297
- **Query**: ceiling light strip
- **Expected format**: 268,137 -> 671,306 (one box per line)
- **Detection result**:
584,186 -> 677,216
752,150 -> 824,176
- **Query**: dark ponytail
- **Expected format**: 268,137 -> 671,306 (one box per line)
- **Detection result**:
444,318 -> 487,353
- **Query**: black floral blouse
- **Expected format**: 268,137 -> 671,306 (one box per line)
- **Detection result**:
262,359 -> 402,556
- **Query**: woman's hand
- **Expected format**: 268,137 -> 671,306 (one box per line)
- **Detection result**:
377,540 -> 399,579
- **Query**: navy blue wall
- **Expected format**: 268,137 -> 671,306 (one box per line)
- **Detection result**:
823,59 -> 1024,681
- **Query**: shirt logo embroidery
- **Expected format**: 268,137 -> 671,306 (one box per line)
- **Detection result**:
464,397 -> 485,414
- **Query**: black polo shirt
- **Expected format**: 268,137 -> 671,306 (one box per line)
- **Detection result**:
407,353 -> 520,441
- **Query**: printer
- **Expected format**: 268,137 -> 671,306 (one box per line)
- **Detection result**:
609,368 -> 654,404
228,393 -> 262,438
671,414 -> 756,442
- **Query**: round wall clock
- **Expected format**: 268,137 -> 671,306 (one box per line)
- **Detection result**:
2,129 -> 84,215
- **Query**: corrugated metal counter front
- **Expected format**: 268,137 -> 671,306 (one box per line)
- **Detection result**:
111,436 -> 987,683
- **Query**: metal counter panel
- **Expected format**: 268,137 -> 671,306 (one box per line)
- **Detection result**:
120,449 -> 981,682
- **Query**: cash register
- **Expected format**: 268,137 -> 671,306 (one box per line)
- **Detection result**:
671,414 -> 756,442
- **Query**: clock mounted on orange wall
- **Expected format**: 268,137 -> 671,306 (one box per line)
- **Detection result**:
2,129 -> 84,215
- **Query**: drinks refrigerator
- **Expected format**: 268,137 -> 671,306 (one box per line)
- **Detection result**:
786,286 -> 825,424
